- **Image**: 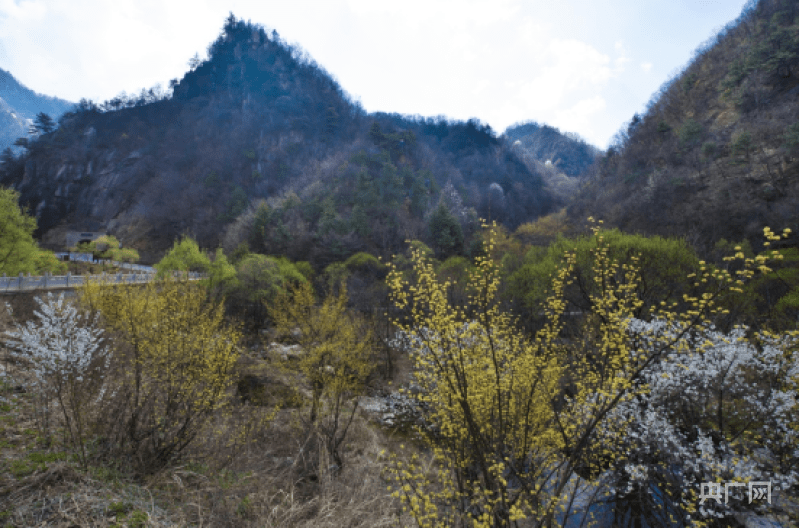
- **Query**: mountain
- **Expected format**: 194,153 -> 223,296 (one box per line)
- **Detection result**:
0,68 -> 74,152
570,0 -> 799,251
504,122 -> 600,205
504,121 -> 600,178
0,14 -> 564,266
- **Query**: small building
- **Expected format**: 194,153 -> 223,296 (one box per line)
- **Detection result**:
65,231 -> 106,250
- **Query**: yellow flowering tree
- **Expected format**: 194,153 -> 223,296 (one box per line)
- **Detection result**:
79,276 -> 241,474
384,221 -> 790,527
267,280 -> 374,469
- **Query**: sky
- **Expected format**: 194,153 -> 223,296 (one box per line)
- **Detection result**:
0,0 -> 752,149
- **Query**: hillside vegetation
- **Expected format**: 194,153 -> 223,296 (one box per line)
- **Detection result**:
571,0 -> 799,251
1,3 -> 799,527
0,68 -> 73,154
0,14 -> 594,268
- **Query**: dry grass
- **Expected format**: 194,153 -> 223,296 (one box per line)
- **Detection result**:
0,305 -> 420,527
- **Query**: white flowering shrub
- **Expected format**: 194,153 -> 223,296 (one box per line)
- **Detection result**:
597,318 -> 799,526
5,292 -> 109,465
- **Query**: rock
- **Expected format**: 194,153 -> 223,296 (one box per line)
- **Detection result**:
271,342 -> 303,361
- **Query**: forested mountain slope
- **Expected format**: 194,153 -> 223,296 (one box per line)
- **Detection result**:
570,0 -> 799,251
504,121 -> 599,204
0,68 -> 73,153
0,15 -> 565,266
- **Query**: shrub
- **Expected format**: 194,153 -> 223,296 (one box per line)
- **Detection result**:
267,280 -> 374,469
5,293 -> 108,466
154,236 -> 210,276
79,276 -> 242,474
384,220 -> 784,527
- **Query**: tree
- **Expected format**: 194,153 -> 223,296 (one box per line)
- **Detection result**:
384,220 -> 785,527
154,236 -> 210,276
79,276 -> 242,474
205,247 -> 238,297
5,293 -> 109,467
188,52 -> 202,71
0,187 -> 64,275
229,253 -> 306,325
508,228 -> 700,329
601,320 -> 798,526
428,203 -> 463,259
76,234 -> 139,265
267,280 -> 374,469
32,112 -> 55,135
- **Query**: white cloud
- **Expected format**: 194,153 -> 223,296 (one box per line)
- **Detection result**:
516,38 -> 614,111
346,0 -> 519,27
641,61 -> 653,72
553,95 -> 606,145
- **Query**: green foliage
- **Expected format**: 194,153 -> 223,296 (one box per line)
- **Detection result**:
678,118 -> 703,146
681,72 -> 698,92
0,187 -> 64,275
508,228 -> 700,320
409,175 -> 428,217
514,208 -> 571,247
231,242 -> 250,265
78,235 -> 139,264
154,236 -> 210,276
368,122 -> 417,162
428,203 -> 463,259
409,240 -> 434,257
721,60 -> 751,91
225,185 -> 249,220
294,260 -> 314,281
234,253 -> 306,305
10,451 -> 67,478
783,123 -> 799,151
701,141 -> 718,159
343,251 -> 386,277
733,229 -> 799,329
317,196 -> 345,236
656,121 -> 671,134
205,247 -> 238,296
731,130 -> 753,159
349,205 -> 370,237
322,261 -> 348,292
436,256 -> 473,291
384,220 -> 784,527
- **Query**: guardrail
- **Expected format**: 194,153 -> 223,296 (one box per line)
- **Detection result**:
0,271 -> 205,292
54,252 -> 156,273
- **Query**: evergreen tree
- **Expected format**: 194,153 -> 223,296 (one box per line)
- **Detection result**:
428,203 -> 463,259
0,148 -> 15,167
32,112 -> 55,134
350,205 -> 370,237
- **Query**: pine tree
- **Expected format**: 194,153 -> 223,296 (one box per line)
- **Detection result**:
428,203 -> 463,259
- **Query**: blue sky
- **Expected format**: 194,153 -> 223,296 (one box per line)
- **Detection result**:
0,0 -> 751,148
